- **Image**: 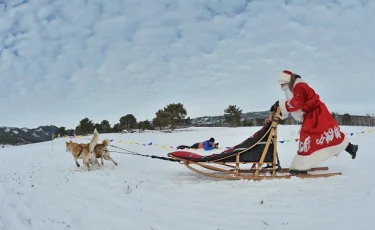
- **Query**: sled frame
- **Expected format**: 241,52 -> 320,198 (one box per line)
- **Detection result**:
168,107 -> 342,180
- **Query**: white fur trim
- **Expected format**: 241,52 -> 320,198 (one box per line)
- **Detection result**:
278,99 -> 289,120
291,110 -> 304,122
289,135 -> 349,170
278,72 -> 291,84
292,78 -> 305,90
280,111 -> 289,120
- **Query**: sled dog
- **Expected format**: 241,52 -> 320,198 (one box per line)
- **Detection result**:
65,129 -> 101,170
92,139 -> 118,166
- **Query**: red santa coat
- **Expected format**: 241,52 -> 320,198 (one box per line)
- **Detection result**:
278,78 -> 349,170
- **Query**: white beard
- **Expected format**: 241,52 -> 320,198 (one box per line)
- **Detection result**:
283,88 -> 294,100
282,87 -> 304,122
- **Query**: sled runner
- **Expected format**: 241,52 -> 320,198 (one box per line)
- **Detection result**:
167,108 -> 342,180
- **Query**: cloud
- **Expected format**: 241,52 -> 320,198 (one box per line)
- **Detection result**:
0,0 -> 374,128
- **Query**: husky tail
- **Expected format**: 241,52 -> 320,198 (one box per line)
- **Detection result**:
89,128 -> 100,153
102,139 -> 110,146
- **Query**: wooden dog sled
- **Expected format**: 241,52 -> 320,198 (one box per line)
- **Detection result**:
167,108 -> 342,180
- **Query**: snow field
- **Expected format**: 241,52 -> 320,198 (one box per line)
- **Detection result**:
0,125 -> 374,230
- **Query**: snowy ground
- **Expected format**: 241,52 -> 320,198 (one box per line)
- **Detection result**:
1,125 -> 374,230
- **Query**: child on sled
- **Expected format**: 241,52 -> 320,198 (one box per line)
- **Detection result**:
177,137 -> 219,151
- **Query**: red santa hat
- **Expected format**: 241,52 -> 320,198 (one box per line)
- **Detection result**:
278,70 -> 293,84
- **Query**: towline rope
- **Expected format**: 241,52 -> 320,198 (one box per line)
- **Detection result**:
108,144 -> 180,163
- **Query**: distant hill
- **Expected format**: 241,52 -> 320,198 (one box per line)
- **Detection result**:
1,109 -> 373,146
191,111 -> 269,126
0,111 -> 270,146
0,125 -> 58,146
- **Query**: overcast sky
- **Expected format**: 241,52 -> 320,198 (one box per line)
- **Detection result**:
0,0 -> 374,129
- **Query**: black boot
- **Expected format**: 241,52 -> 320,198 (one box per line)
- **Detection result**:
177,145 -> 189,150
289,169 -> 308,175
345,142 -> 358,159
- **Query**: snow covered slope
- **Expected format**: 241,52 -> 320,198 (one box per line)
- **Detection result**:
1,125 -> 374,230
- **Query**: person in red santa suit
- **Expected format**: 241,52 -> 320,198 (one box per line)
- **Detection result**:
270,70 -> 358,175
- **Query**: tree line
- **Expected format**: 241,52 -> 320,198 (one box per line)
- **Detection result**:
55,103 -> 189,137
279,112 -> 375,126
53,103 -> 375,137
54,103 -> 248,137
